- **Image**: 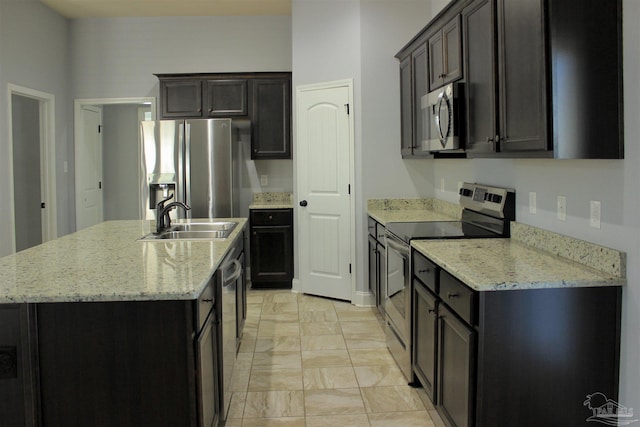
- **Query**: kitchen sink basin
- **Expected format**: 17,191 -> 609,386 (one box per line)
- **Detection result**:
139,221 -> 238,241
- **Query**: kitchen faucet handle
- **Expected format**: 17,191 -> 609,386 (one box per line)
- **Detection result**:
157,193 -> 174,210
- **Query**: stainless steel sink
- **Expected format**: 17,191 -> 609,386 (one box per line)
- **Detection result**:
140,221 -> 238,241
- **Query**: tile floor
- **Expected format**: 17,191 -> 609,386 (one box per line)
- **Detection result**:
224,289 -> 446,427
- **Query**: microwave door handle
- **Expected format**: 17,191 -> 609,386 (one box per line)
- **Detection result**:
437,95 -> 447,141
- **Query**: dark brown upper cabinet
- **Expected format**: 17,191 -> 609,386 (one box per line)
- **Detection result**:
204,79 -> 248,117
250,78 -> 291,159
160,79 -> 203,118
428,15 -> 463,91
396,0 -> 623,159
400,45 -> 431,158
156,73 -> 292,159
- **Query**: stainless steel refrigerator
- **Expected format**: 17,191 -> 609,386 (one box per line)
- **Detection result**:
140,118 -> 236,221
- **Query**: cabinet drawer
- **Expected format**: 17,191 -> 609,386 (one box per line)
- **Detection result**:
413,252 -> 438,293
368,217 -> 377,238
196,278 -> 215,331
439,270 -> 476,325
250,209 -> 292,226
375,222 -> 386,242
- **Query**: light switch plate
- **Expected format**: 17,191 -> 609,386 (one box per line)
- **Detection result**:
529,192 -> 537,214
260,175 -> 268,186
440,178 -> 445,192
557,196 -> 567,221
590,200 -> 601,229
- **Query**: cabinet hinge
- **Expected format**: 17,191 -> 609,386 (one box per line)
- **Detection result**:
345,104 -> 350,115
98,125 -> 102,133
41,202 -> 46,209
349,264 -> 352,274
348,184 -> 351,195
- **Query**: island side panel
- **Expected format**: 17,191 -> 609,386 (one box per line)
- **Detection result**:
37,300 -> 197,427
475,286 -> 622,427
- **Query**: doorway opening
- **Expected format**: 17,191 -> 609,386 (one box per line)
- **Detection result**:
8,84 -> 57,253
74,97 -> 155,230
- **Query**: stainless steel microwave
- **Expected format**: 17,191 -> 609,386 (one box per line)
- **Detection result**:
421,83 -> 463,152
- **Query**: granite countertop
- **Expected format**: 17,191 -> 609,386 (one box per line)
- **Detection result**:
412,223 -> 626,292
0,218 -> 247,304
367,198 -> 462,224
249,192 -> 294,209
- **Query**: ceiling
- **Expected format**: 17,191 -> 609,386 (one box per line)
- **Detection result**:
39,0 -> 292,18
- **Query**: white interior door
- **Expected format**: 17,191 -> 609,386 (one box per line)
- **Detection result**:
75,106 -> 103,231
296,81 -> 354,301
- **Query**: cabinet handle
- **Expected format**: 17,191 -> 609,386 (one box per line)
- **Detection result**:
268,215 -> 273,220
378,234 -> 385,239
203,298 -> 213,303
447,292 -> 459,299
418,269 -> 431,274
428,308 -> 437,316
197,108 -> 202,113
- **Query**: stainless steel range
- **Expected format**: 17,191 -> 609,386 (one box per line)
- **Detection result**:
384,182 -> 515,381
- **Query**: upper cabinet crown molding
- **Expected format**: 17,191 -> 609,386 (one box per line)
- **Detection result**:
396,0 -> 623,160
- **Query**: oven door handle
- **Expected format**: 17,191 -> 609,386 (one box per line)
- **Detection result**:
385,236 -> 410,255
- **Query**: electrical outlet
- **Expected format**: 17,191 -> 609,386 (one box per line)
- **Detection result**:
557,196 -> 567,221
440,178 -> 445,192
260,175 -> 268,186
64,161 -> 68,173
529,192 -> 537,214
590,200 -> 601,229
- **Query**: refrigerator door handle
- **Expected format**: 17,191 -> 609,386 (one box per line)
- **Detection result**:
182,122 -> 192,219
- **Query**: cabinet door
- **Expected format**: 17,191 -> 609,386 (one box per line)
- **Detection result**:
442,16 -> 462,85
251,78 -> 291,159
437,305 -> 475,427
497,0 -> 548,152
412,44 -> 430,156
205,79 -> 248,117
399,56 -> 414,157
250,213 -> 293,286
160,79 -> 203,118
413,281 -> 438,402
428,31 -> 445,91
462,0 -> 497,154
195,313 -> 219,427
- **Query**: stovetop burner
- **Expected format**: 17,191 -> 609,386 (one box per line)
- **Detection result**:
385,220 -> 501,243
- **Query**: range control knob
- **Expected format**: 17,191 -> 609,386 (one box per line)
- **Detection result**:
459,188 -> 473,197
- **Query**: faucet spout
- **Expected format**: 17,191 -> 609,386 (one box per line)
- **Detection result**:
155,200 -> 191,234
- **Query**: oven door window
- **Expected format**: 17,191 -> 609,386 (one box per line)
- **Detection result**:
386,237 -> 409,318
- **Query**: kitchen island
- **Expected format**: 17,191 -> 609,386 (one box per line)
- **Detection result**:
0,219 -> 247,427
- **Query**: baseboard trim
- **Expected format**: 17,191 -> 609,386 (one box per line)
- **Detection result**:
353,290 -> 375,307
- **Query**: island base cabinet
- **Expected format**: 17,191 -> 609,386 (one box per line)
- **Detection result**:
0,305 -> 39,427
36,301 -> 199,427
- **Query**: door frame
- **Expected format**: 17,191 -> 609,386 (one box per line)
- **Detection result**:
7,84 -> 57,253
294,79 -> 357,303
74,97 -> 156,226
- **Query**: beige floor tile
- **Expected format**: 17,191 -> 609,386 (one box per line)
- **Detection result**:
336,307 -> 381,321
304,388 -> 366,416
243,390 -> 305,418
300,321 -> 342,336
300,310 -> 338,323
258,320 -> 300,337
345,336 -> 388,350
255,336 -> 301,353
340,320 -> 385,338
262,291 -> 299,304
303,366 -> 359,389
228,392 -> 247,419
260,312 -> 300,323
238,337 -> 257,353
252,351 -> 302,370
332,300 -> 356,311
306,414 -> 371,427
301,334 -> 346,351
231,369 -> 251,392
349,348 -> 396,366
236,352 -> 254,370
242,417 -> 306,427
242,326 -> 259,339
354,365 -> 408,387
246,293 -> 265,303
298,296 -> 336,311
302,349 -> 352,368
262,301 -> 299,314
248,369 -> 303,391
368,411 -> 435,427
224,418 -> 242,427
361,386 -> 425,413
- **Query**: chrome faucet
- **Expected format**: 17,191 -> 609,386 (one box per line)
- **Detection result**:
155,194 -> 191,234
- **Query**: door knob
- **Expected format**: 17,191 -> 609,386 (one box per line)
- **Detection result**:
299,200 -> 308,207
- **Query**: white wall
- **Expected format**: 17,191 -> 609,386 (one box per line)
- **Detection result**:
0,0 -> 72,257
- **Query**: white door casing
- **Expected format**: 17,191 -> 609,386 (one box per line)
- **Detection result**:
6,84 -> 57,253
75,105 -> 103,231
296,80 -> 355,302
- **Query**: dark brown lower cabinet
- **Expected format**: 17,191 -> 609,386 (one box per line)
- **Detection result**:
250,209 -> 293,288
0,305 -> 39,427
412,250 -> 622,427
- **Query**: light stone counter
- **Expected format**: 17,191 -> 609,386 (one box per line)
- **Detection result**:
249,192 -> 294,209
412,223 -> 626,292
0,218 -> 247,303
368,198 -> 461,224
